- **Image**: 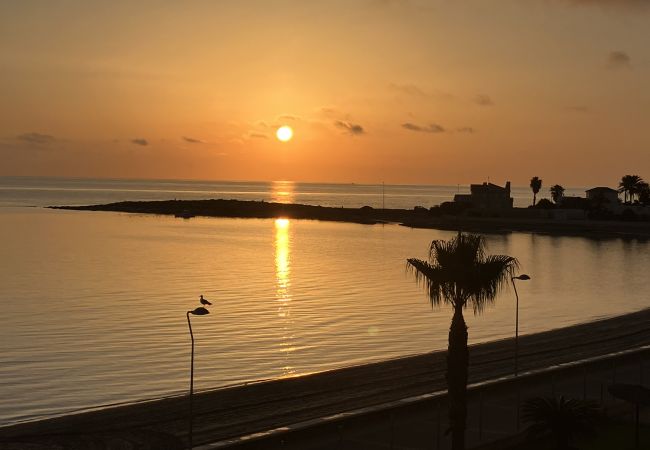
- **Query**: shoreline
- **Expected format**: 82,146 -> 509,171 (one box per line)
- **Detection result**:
51,198 -> 650,239
2,307 -> 649,448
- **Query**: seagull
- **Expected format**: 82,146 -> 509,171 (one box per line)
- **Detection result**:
199,295 -> 212,306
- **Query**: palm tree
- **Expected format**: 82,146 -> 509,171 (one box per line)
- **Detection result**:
638,182 -> 650,206
550,185 -> 565,204
523,396 -> 600,450
407,233 -> 518,450
618,175 -> 644,204
530,177 -> 542,206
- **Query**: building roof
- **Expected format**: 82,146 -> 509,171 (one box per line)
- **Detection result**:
454,194 -> 473,202
586,187 -> 618,193
470,182 -> 508,192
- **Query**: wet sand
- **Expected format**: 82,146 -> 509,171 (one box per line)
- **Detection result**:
1,308 -> 649,449
52,199 -> 650,239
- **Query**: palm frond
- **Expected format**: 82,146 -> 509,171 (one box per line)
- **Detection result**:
523,396 -> 601,440
467,255 -> 519,314
408,233 -> 519,314
406,258 -> 448,307
430,233 -> 485,268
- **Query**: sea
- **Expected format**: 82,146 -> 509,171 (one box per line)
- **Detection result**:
1,176 -> 648,426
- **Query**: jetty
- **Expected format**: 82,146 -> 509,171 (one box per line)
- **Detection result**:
51,199 -> 650,239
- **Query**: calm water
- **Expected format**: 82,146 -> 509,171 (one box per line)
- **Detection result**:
0,176 -> 589,209
1,177 -> 647,426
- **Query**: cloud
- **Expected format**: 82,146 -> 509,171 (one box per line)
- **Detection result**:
564,0 -> 650,11
278,114 -> 299,121
16,132 -> 56,144
318,106 -> 352,120
402,122 -> 445,133
565,105 -> 591,113
249,133 -> 268,139
369,0 -> 411,8
457,127 -> 475,134
389,83 -> 428,97
334,121 -> 365,136
369,0 -> 433,11
607,51 -> 631,68
474,94 -> 495,106
131,138 -> 148,146
389,83 -> 455,101
182,136 -> 206,144
320,107 -> 339,115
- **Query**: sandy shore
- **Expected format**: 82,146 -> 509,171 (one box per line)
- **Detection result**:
52,199 -> 650,239
1,308 -> 649,449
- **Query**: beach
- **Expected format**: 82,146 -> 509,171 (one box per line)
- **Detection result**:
2,308 -> 649,449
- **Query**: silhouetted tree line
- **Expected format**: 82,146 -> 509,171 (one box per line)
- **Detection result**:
530,175 -> 650,207
528,174 -> 650,221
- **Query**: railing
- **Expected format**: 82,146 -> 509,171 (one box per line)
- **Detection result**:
198,345 -> 650,449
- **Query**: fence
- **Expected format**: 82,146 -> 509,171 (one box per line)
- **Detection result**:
199,345 -> 650,450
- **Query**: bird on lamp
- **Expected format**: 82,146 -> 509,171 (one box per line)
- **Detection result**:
199,295 -> 212,306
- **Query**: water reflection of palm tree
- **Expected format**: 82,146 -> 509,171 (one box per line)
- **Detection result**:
407,233 -> 518,450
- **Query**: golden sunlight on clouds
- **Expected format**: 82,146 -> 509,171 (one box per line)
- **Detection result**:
1,1 -> 649,184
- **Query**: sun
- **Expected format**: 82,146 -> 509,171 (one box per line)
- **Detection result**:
276,125 -> 293,142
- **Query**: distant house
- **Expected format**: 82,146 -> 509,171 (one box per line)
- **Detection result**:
558,196 -> 590,210
454,181 -> 513,210
586,187 -> 619,211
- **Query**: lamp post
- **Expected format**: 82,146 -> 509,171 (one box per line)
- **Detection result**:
511,274 -> 530,376
187,304 -> 210,450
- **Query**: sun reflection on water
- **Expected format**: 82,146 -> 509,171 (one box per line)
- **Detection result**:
271,181 -> 295,204
274,218 -> 295,375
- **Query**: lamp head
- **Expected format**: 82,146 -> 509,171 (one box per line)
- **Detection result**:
513,274 -> 531,281
189,307 -> 210,316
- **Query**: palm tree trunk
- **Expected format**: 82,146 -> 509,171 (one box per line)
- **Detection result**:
447,304 -> 468,450
533,193 -> 537,206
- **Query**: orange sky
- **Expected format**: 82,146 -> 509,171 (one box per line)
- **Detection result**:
1,1 -> 649,186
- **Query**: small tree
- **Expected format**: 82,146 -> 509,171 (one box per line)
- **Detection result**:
535,198 -> 555,209
618,175 -> 645,204
523,396 -> 600,450
637,182 -> 650,206
530,177 -> 543,206
550,185 -> 565,204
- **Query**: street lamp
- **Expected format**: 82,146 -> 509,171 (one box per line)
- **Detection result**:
187,303 -> 210,450
511,274 -> 530,376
